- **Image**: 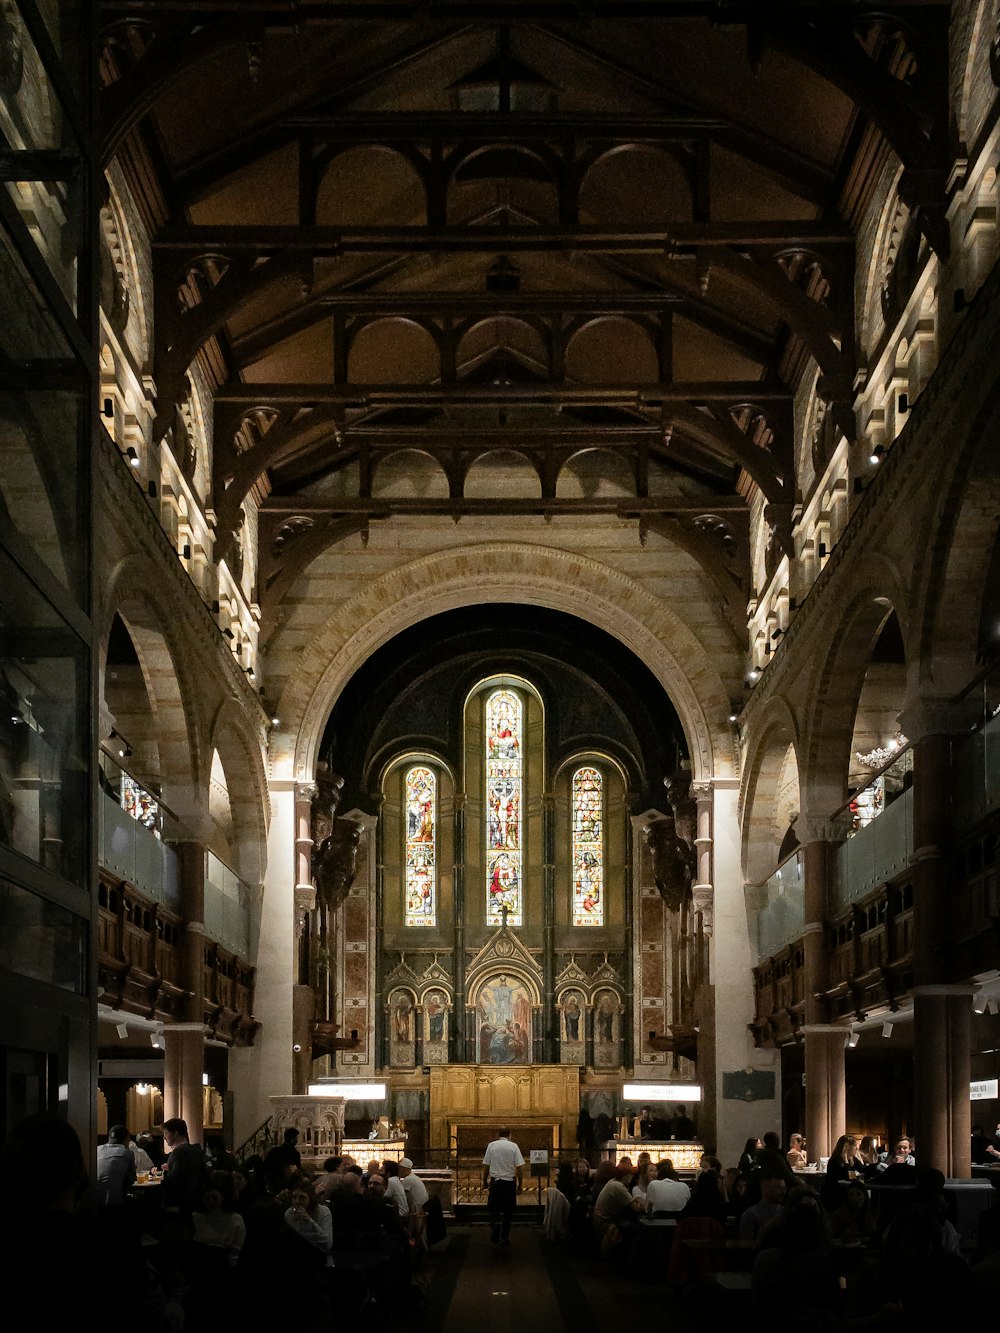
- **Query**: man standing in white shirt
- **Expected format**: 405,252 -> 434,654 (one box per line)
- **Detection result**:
482,1126 -> 524,1245
399,1157 -> 428,1212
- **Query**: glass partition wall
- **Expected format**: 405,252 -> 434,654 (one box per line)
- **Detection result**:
0,2 -> 97,1147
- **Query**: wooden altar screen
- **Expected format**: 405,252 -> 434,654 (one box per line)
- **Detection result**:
429,1064 -> 580,1153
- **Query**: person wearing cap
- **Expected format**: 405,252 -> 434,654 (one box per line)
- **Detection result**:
398,1158 -> 428,1213
482,1126 -> 524,1245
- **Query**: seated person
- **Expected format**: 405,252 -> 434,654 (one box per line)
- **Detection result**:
192,1172 -> 246,1265
682,1168 -> 729,1225
739,1171 -> 787,1241
593,1162 -> 643,1239
830,1180 -> 878,1244
877,1136 -> 916,1171
786,1133 -> 808,1171
283,1179 -> 333,1257
645,1159 -> 690,1215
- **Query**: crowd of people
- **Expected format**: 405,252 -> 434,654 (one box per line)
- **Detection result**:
0,1117 -> 437,1332
545,1127 -> 1000,1325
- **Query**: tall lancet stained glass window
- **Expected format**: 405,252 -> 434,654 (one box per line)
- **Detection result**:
405,766 -> 436,926
572,766 -> 604,926
486,689 -> 522,926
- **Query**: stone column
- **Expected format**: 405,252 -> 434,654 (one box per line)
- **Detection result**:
901,699 -> 978,1176
797,820 -> 845,1158
542,791 -> 556,1063
691,781 -> 716,1146
913,986 -> 973,1177
163,1024 -> 208,1142
292,782 -> 316,1095
451,794 -> 467,1062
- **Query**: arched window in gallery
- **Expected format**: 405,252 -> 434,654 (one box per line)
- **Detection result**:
404,765 -> 437,926
486,687 -> 523,926
572,765 -> 604,925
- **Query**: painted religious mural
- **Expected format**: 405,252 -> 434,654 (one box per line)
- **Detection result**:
558,987 -> 585,1065
476,973 -> 532,1064
486,689 -> 522,926
592,989 -> 622,1068
572,766 -> 603,926
423,988 -> 449,1063
388,988 -> 416,1067
404,765 -> 436,926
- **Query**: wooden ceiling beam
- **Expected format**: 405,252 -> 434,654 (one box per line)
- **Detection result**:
213,380 -> 790,405
154,221 -> 852,254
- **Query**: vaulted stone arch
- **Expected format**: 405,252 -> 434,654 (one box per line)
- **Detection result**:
273,543 -> 735,785
799,583 -> 906,817
100,556 -> 204,812
206,696 -> 270,888
739,694 -> 801,885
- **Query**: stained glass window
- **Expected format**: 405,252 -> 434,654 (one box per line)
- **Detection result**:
486,689 -> 522,926
404,766 -> 436,926
572,767 -> 603,925
121,773 -> 161,839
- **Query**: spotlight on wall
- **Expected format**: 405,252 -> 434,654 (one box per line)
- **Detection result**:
869,444 -> 885,466
125,446 -> 140,468
882,1022 -> 894,1038
747,668 -> 761,685
224,627 -> 235,640
818,542 -> 827,558
847,1031 -> 860,1048
246,666 -> 257,683
147,479 -> 158,498
973,994 -> 988,1015
116,1022 -> 129,1040
150,1034 -> 161,1049
271,716 -> 281,727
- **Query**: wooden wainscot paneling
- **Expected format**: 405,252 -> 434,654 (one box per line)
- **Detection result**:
429,1064 -> 579,1149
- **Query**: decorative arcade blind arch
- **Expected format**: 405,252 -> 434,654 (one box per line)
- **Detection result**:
404,765 -> 436,926
486,688 -> 522,926
572,766 -> 604,925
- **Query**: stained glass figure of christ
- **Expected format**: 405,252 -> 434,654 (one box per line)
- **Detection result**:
572,766 -> 604,925
486,689 -> 522,926
404,765 -> 436,926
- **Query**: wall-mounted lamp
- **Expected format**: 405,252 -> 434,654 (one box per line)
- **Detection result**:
747,668 -> 761,685
897,392 -> 909,414
109,728 -> 133,759
147,479 -> 157,497
974,994 -> 988,1015
125,446 -> 140,469
869,444 -> 885,466
818,542 -> 827,558
223,627 -> 235,640
271,716 -> 281,727
847,1031 -> 860,1048
882,1022 -> 894,1038
246,666 -> 257,683
181,543 -> 192,559
115,1022 -> 129,1040
771,628 -> 784,642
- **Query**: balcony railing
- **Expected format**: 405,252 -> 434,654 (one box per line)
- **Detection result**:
98,754 -> 180,911
205,851 -> 259,963
754,850 -> 804,962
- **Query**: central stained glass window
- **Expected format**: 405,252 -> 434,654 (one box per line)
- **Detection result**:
572,766 -> 603,925
486,689 -> 522,925
404,765 -> 436,926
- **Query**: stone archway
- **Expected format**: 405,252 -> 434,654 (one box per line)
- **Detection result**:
273,543 -> 736,784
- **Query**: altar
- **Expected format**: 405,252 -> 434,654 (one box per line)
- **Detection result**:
429,1063 -> 580,1151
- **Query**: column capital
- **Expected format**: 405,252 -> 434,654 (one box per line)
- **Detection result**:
796,817 -> 839,844
898,696 -> 979,743
690,781 -> 714,803
295,781 -> 318,803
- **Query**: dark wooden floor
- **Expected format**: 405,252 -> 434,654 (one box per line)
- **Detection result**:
420,1224 -> 703,1333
